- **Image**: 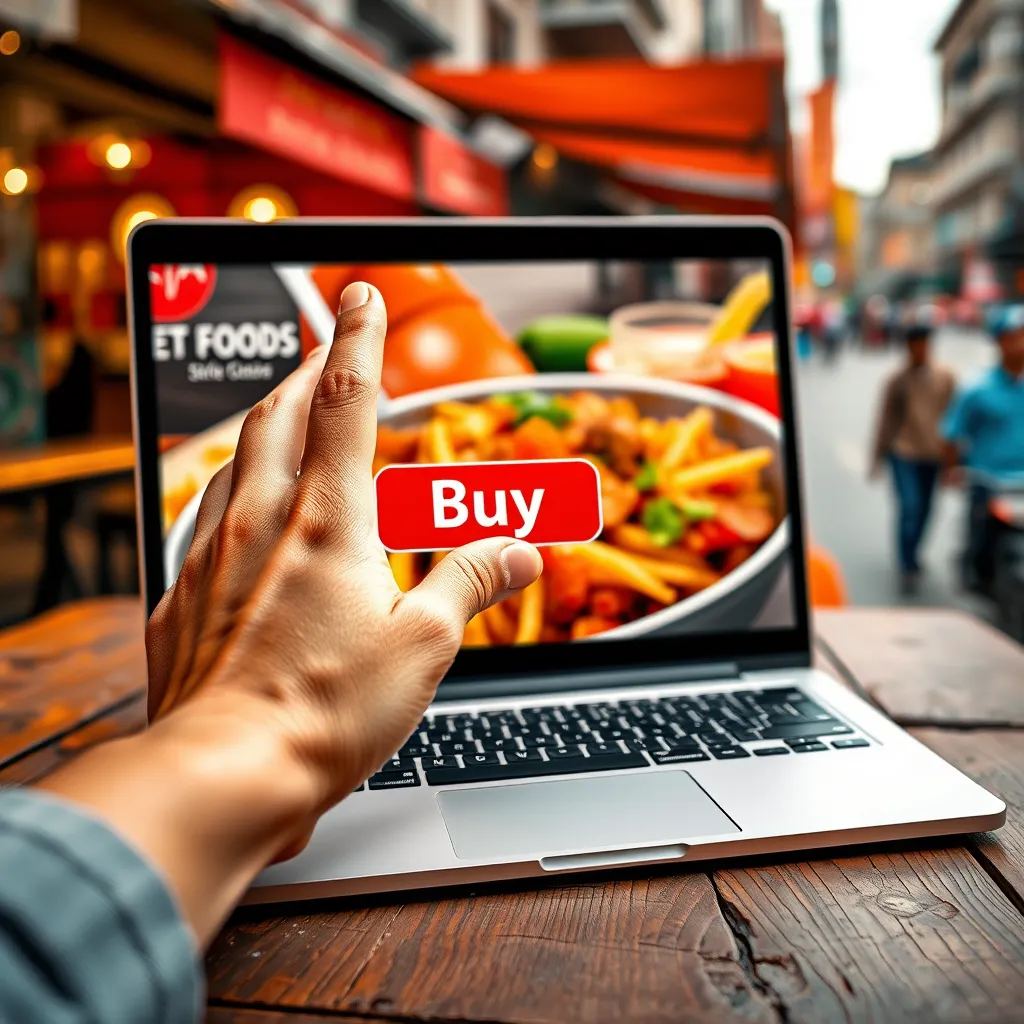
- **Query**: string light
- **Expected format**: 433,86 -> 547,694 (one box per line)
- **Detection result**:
228,184 -> 297,222
244,196 -> 278,223
0,31 -> 20,56
532,144 -> 558,171
105,141 -> 132,170
3,167 -> 28,195
110,193 -> 176,260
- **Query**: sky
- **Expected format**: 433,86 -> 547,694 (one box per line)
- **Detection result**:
766,0 -> 962,195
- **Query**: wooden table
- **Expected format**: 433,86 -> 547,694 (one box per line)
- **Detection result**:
3,598 -> 1024,1024
0,437 -> 135,495
0,436 -> 135,617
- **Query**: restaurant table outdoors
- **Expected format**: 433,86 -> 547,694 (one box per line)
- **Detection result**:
2,597 -> 1024,1023
0,437 -> 136,616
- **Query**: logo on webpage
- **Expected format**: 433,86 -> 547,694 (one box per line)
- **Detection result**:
149,264 -> 218,323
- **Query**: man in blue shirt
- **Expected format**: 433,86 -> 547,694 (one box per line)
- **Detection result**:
942,305 -> 1024,591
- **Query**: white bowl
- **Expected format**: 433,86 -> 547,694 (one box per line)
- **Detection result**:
164,372 -> 789,639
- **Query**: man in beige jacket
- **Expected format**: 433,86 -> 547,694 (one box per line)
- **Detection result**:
871,325 -> 956,593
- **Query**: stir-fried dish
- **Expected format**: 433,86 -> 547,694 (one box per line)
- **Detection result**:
376,390 -> 780,645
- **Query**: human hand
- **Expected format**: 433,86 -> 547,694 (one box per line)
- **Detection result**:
942,465 -> 965,489
146,281 -> 542,813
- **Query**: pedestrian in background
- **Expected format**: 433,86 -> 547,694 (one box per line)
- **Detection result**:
942,306 -> 1024,594
871,324 -> 956,594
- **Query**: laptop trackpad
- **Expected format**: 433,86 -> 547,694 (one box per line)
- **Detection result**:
437,771 -> 740,863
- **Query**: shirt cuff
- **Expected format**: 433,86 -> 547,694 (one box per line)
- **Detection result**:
0,787 -> 202,1024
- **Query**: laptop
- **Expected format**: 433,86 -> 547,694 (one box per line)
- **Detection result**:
128,217 -> 1004,904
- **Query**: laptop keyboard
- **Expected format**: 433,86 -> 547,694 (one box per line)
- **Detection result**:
364,687 -> 867,790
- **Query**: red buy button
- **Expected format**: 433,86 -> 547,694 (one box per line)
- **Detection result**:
375,459 -> 603,552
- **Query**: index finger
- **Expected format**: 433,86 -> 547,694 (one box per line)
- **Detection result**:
295,282 -> 386,545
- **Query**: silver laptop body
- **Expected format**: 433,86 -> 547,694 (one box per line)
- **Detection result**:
127,218 -> 1005,904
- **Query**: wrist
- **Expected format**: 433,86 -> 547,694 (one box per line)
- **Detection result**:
146,688 -> 328,837
39,690 -> 327,944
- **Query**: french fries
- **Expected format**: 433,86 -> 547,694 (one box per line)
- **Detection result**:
515,577 -> 545,644
660,407 -> 714,472
668,447 -> 773,495
566,541 -> 676,606
464,613 -> 491,647
388,551 -> 417,592
371,391 -> 780,646
482,602 -> 517,645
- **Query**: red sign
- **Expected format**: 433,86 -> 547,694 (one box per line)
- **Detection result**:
375,459 -> 602,552
149,265 -> 218,323
419,126 -> 508,217
218,33 -> 415,202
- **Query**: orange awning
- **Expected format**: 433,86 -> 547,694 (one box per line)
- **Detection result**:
412,56 -> 792,219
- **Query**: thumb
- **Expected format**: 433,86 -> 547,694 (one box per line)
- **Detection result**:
405,538 -> 542,629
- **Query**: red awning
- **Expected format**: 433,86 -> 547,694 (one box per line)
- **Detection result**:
413,57 -> 792,221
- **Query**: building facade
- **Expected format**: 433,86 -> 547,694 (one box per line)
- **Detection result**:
702,0 -> 783,58
931,0 -> 1024,289
859,153 -> 935,299
423,0 -> 778,70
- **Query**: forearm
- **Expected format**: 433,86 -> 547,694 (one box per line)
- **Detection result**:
37,691 -> 324,945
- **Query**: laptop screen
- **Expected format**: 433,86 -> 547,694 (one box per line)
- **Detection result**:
148,256 -> 798,661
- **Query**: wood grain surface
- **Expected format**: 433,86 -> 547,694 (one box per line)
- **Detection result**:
206,1011 -> 396,1024
913,728 -> 1024,913
0,598 -> 145,768
816,608 -> 1024,727
0,436 -> 134,494
2,599 -> 1023,1023
713,847 -> 1024,1024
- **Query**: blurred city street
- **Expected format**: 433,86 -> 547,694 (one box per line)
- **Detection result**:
799,328 -> 994,615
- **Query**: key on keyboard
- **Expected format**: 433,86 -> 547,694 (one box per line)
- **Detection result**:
388,687 -> 863,789
425,751 -> 647,786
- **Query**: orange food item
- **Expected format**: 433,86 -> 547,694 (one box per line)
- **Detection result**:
302,263 -> 533,396
571,616 -> 619,640
300,265 -> 354,356
351,264 -> 478,328
511,416 -> 570,461
382,303 -> 532,397
715,500 -> 776,543
724,336 -> 779,416
542,548 -> 590,624
808,545 -> 847,608
590,587 -> 634,619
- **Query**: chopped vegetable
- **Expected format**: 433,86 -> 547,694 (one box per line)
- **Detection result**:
642,498 -> 685,548
686,520 -> 744,555
633,461 -> 658,492
499,391 -> 573,428
511,416 -> 570,460
679,498 -> 717,522
715,500 -> 776,542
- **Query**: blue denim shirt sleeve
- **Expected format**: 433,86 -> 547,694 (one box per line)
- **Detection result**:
0,787 -> 202,1024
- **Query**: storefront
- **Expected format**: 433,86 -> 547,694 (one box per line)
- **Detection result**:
4,20 -> 506,441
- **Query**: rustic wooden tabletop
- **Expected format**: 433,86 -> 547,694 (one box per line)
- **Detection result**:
0,436 -> 135,495
2,597 -> 1024,1024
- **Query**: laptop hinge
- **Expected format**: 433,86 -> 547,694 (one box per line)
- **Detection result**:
433,661 -> 741,704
